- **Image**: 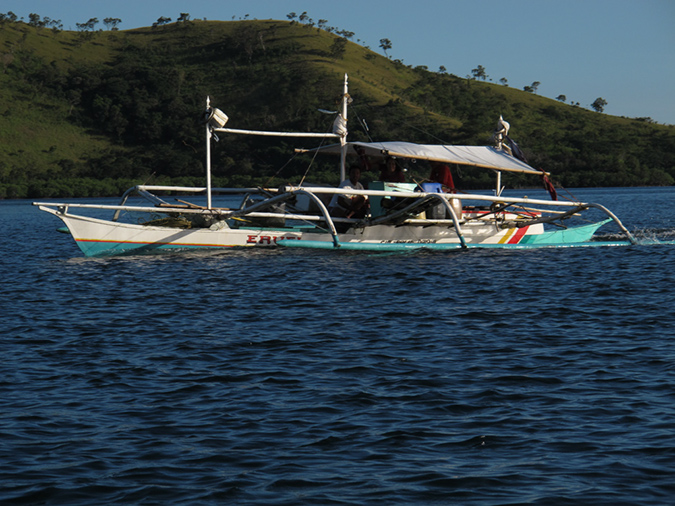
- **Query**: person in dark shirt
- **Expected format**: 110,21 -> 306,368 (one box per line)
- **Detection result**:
379,157 -> 406,183
429,162 -> 456,192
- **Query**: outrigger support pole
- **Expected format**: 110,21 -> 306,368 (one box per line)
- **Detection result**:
294,190 -> 341,247
227,191 -> 297,218
228,189 -> 341,247
432,194 -> 468,248
587,203 -> 638,245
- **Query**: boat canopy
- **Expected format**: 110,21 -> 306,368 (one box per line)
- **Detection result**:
304,141 -> 543,175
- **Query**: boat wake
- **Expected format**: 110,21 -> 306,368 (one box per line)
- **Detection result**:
634,227 -> 675,245
597,227 -> 675,246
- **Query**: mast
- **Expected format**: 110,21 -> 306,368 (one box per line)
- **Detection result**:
339,74 -> 349,182
205,96 -> 213,209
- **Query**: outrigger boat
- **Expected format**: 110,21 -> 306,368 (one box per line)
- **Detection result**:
34,75 -> 637,256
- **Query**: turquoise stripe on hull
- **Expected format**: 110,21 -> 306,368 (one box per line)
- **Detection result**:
76,240 -> 230,257
277,241 -> 465,251
277,239 -> 632,251
76,237 -> 635,256
519,219 -> 611,245
277,220 -> 625,251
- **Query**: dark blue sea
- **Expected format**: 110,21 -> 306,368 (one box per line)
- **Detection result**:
2,187 -> 675,505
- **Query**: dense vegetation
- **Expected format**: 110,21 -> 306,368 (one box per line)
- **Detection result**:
1,16 -> 674,198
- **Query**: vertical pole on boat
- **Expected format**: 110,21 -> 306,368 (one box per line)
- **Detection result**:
205,97 -> 213,209
340,74 -> 349,182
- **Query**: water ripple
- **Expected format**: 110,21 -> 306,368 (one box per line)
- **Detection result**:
3,191 -> 675,504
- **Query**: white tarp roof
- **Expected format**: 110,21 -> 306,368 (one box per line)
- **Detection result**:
306,141 -> 543,175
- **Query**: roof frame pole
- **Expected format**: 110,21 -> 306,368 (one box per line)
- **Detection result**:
205,97 -> 213,210
339,74 -> 349,182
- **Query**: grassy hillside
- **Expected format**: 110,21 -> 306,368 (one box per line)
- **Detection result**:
1,18 -> 674,198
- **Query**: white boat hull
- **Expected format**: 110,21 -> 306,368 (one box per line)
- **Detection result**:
41,206 -> 618,257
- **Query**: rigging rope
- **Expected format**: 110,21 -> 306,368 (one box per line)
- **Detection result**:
349,103 -> 374,142
298,130 -> 330,187
262,151 -> 300,188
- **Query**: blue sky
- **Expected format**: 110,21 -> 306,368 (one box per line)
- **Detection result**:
9,0 -> 675,125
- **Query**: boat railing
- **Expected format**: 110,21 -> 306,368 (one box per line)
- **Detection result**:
114,183 -> 607,215
283,187 -> 637,245
34,202 -> 233,216
33,185 -> 638,246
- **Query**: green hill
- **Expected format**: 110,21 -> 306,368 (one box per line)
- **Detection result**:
1,17 -> 674,198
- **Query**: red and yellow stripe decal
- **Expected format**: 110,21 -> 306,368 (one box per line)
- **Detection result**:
498,226 -> 530,244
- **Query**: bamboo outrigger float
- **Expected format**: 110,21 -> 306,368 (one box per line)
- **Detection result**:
34,75 -> 637,256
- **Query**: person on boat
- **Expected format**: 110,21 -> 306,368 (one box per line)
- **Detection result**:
378,156 -> 406,183
429,161 -> 456,192
428,161 -> 462,220
329,165 -> 369,219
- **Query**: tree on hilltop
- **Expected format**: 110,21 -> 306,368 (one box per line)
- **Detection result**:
379,38 -> 392,58
75,17 -> 98,41
28,13 -> 43,26
153,16 -> 171,28
103,17 -> 122,30
591,97 -> 607,113
25,13 -> 62,31
471,65 -> 487,80
0,11 -> 18,23
337,30 -> 354,40
76,17 -> 98,31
